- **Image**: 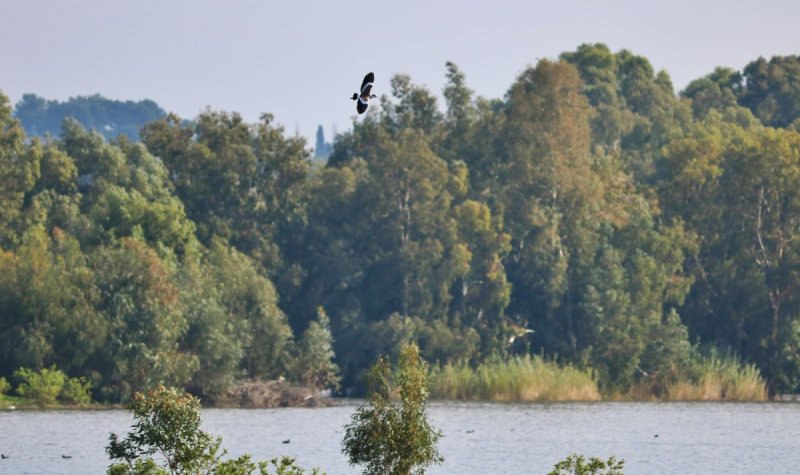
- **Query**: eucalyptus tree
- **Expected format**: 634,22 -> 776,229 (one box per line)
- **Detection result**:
89,237 -> 194,401
178,246 -> 244,401
561,43 -> 691,182
0,93 -> 38,247
140,111 -> 312,327
657,113 -> 800,392
438,61 -> 478,165
0,224 -> 103,376
204,238 -> 295,380
681,67 -> 742,118
323,123 -> 469,370
738,55 -> 800,128
498,59 -> 600,357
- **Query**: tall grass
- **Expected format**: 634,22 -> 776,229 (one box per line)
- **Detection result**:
429,356 -> 600,402
665,352 -> 767,401
431,352 -> 766,402
627,351 -> 767,401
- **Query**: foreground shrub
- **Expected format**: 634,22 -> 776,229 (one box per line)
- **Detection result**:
0,377 -> 9,395
342,343 -> 442,474
107,386 -> 220,473
107,385 -> 319,474
548,454 -> 625,475
429,356 -> 600,401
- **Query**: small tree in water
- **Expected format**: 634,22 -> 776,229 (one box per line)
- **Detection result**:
342,343 -> 443,474
295,308 -> 340,392
548,454 -> 625,475
107,385 -> 318,474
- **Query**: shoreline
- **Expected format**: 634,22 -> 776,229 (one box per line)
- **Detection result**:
4,395 -> 798,411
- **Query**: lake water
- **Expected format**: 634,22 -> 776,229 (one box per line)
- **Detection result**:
1,401 -> 799,474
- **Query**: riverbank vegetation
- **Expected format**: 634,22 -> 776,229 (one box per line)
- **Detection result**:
107,348 -> 624,474
429,356 -> 600,401
0,366 -> 92,408
627,351 -> 767,401
108,344 -> 440,475
427,350 -> 767,402
2,45 -> 800,402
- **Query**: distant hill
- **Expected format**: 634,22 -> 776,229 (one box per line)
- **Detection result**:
13,93 -> 166,141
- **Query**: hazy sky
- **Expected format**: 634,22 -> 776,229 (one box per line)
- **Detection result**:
2,0 -> 798,145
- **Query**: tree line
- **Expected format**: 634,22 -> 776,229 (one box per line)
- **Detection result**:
1,44 -> 799,400
14,93 -> 166,141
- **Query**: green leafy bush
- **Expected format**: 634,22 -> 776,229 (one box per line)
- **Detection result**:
14,366 -> 66,405
60,376 -> 93,405
107,385 -> 224,473
0,377 -> 9,395
342,343 -> 442,474
548,454 -> 625,475
295,308 -> 340,391
107,385 -> 320,474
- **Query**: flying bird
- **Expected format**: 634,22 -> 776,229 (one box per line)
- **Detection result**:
505,320 -> 534,345
351,72 -> 377,114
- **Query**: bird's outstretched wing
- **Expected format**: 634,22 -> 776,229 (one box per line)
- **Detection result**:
360,72 -> 374,97
357,97 -> 369,114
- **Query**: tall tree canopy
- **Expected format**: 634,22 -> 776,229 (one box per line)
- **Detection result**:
2,45 -> 800,397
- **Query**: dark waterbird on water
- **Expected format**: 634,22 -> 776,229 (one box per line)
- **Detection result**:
1,454 -> 9,459
351,72 -> 377,114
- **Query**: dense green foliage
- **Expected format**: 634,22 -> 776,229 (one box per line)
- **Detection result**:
14,94 -> 166,141
295,308 -> 340,391
107,385 -> 319,474
342,344 -> 442,475
12,365 -> 91,405
548,454 -> 624,475
2,45 -> 800,398
13,366 -> 64,405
